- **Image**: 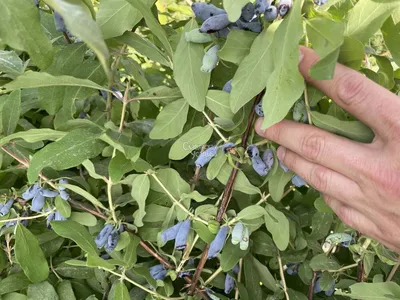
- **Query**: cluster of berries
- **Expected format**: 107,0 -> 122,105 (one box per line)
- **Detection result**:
0,199 -> 28,228
94,223 -> 124,252
247,145 -> 274,177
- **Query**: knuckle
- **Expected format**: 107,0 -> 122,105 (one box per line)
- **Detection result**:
310,166 -> 329,192
300,133 -> 325,161
335,73 -> 367,107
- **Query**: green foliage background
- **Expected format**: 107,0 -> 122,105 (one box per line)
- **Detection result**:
0,0 -> 399,299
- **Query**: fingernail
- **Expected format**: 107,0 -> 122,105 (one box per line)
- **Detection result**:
299,49 -> 304,63
277,146 -> 286,161
254,118 -> 265,136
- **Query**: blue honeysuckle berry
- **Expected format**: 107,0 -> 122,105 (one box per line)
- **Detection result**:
54,211 -> 67,221
255,102 -> 264,117
255,0 -> 271,15
195,146 -> 219,168
232,264 -> 240,274
53,11 -> 67,32
262,149 -> 274,170
314,0 -> 328,5
105,231 -> 119,251
325,281 -> 335,296
236,19 -> 262,33
231,222 -> 244,245
95,224 -> 114,249
20,212 -> 29,227
0,199 -> 14,217
58,179 -> 68,191
185,29 -> 213,43
264,5 -> 278,21
78,112 -> 87,119
22,183 -> 41,200
199,14 -> 231,34
251,156 -> 269,176
292,175 -> 307,187
178,270 -> 191,278
34,0 -> 39,7
149,264 -> 167,280
161,222 -> 183,243
279,160 -> 290,172
241,2 -> 255,22
40,189 -> 59,198
31,191 -> 45,212
206,289 -> 221,300
46,211 -> 55,228
221,142 -> 235,153
99,87 -> 122,101
223,79 -> 233,93
208,225 -> 228,259
240,227 -> 249,250
191,3 -> 226,22
313,277 -> 323,294
277,0 -> 292,16
214,27 -> 230,39
285,263 -> 299,275
246,145 -> 260,159
101,253 -> 111,260
100,90 -> 108,100
201,45 -> 221,73
59,190 -> 70,201
175,219 -> 191,250
224,273 -> 235,294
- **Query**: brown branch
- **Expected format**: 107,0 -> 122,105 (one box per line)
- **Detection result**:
63,32 -> 72,44
189,91 -> 264,295
308,271 -> 317,300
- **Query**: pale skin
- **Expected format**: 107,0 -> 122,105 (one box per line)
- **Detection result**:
255,46 -> 400,253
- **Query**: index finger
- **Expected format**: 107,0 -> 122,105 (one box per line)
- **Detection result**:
299,46 -> 400,140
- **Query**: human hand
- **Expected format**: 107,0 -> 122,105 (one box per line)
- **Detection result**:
255,46 -> 400,253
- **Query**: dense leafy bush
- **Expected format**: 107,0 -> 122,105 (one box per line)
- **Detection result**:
0,0 -> 399,299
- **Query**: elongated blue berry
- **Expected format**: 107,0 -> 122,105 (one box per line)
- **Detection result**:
201,45 -> 220,73
60,190 -> 70,201
78,112 -> 87,119
20,212 -> 29,227
41,189 -> 59,198
277,0 -> 292,16
47,212 -> 55,228
246,145 -> 260,159
22,183 -> 41,200
95,224 -> 114,249
285,263 -> 299,275
31,192 -> 45,212
175,219 -> 191,250
161,222 -> 183,243
313,277 -> 323,294
53,11 -> 67,32
0,199 -> 14,216
264,5 -> 278,21
223,79 -> 233,93
325,281 -> 335,296
231,222 -> 244,245
262,149 -> 274,170
105,231 -> 119,251
58,179 -> 68,191
214,27 -> 230,39
185,29 -> 213,43
255,102 -> 264,117
240,227 -> 249,250
200,14 -> 230,34
54,211 -> 67,221
224,273 -> 235,294
255,0 -> 271,15
252,156 -> 269,176
191,3 -> 226,22
314,0 -> 327,5
292,175 -> 306,187
195,146 -> 218,167
178,270 -> 191,278
149,264 -> 167,280
221,142 -> 235,153
233,264 -> 240,273
208,225 -> 228,258
236,19 -> 262,33
241,2 -> 255,22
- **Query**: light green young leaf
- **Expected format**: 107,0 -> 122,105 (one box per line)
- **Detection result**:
220,241 -> 249,272
206,90 -> 235,120
264,203 -> 289,251
2,72 -> 106,92
261,0 -> 304,129
192,221 -> 215,243
345,0 -> 400,43
15,225 -> 49,283
69,212 -> 97,227
230,22 -> 278,113
218,30 -> 257,65
268,167 -> 293,202
109,281 -> 130,300
27,281 -> 59,300
44,0 -> 111,78
338,37 -> 365,70
97,0 -> 155,40
217,163 -> 260,195
51,220 -> 98,255
309,253 -> 341,271
28,129 -> 105,183
55,196 -> 71,218
336,282 -> 400,299
56,280 -> 77,300
311,111 -> 374,143
86,254 -> 114,270
0,273 -> 30,295
132,175 -> 150,227
0,50 -> 24,78
82,159 -> 107,180
382,17 -> 400,69
115,231 -> 131,251
61,183 -> 107,210
0,0 -> 53,69
173,20 -> 210,111
149,99 -> 189,139
237,205 -> 266,220
169,125 -> 213,160
2,89 -> 21,136
124,0 -> 173,59
252,255 -> 278,292
206,149 -> 227,180
223,0 -> 251,22
2,293 -> 27,300
0,129 -> 66,148
109,151 -> 135,183
122,234 -> 141,269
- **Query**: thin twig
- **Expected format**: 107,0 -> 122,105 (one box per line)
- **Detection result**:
202,111 -> 228,143
386,261 -> 400,282
0,210 -> 54,224
119,82 -> 131,133
327,263 -> 359,273
278,252 -> 289,300
204,266 -> 223,285
304,83 -> 312,125
308,271 -> 317,300
234,259 -> 243,300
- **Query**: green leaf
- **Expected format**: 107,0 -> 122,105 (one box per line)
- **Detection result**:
150,168 -> 191,200
97,0 -> 154,40
0,0 -> 53,69
51,220 -> 98,255
2,89 -> 21,136
15,224 -> 49,283
56,261 -> 95,279
230,22 -> 277,113
109,281 -> 130,300
142,204 -> 170,222
218,30 -> 257,65
56,280 -> 77,300
0,129 -> 66,147
220,241 -> 248,272
0,50 -> 24,78
268,167 -> 293,202
243,254 -> 263,300
309,212 -> 333,240
28,129 -> 105,183
338,37 -> 365,70
149,99 -> 189,139
87,254 -> 114,270
217,163 -> 260,195
261,0 -> 304,129
192,220 -> 215,243
344,0 -> 400,43
287,289 -> 308,300
44,0 -> 110,78
2,71 -> 106,92
61,183 -> 107,210
314,196 -> 334,213
206,90 -> 235,120
131,174 -> 150,227
115,32 -> 170,67
122,234 -> 140,269
382,17 -> 400,67
169,125 -> 213,160
250,231 -> 277,257
109,151 -> 135,183
309,253 -> 341,271
319,272 -> 335,291
206,149 -> 227,180
2,293 -> 27,300
0,273 -> 30,295
264,204 -> 289,251
115,231 -> 131,251
27,281 -> 59,300
336,282 -> 400,299
173,20 -> 210,111
311,111 -> 374,143
307,18 -> 345,80
252,255 -> 278,292
237,205 -> 266,220
223,0 -> 249,22
69,212 -> 97,227
55,196 -> 72,218
124,0 -> 173,59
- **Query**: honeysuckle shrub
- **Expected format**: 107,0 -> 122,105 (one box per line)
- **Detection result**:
0,0 -> 399,299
